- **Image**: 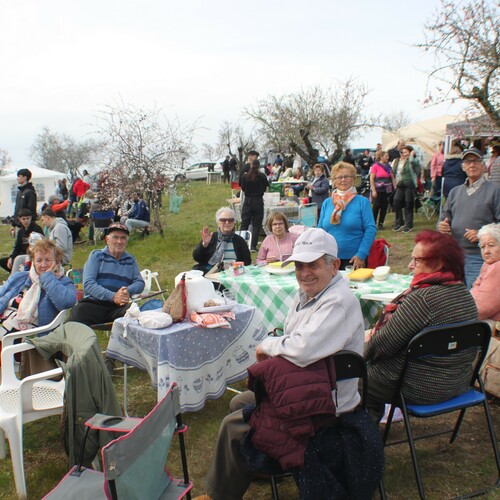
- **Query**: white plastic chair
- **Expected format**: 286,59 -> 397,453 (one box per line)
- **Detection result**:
138,269 -> 165,300
0,343 -> 65,499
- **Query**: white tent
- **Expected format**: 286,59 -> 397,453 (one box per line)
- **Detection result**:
0,166 -> 66,217
382,115 -> 461,165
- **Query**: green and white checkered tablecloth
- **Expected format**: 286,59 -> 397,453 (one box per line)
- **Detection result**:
219,266 -> 412,331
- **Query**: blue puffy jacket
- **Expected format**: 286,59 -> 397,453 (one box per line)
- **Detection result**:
0,271 -> 77,327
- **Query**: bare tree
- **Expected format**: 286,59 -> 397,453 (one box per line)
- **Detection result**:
96,102 -> 197,234
246,80 -> 372,167
216,121 -> 259,171
30,127 -> 101,178
0,148 -> 12,174
381,111 -> 412,132
419,0 -> 500,127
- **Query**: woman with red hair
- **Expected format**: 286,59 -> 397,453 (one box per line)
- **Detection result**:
364,230 -> 478,422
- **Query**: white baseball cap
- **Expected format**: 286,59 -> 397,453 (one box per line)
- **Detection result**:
282,228 -> 338,266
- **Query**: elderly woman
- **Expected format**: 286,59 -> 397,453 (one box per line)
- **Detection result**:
470,223 -> 500,323
256,213 -> 299,265
365,230 -> 478,422
193,207 -> 251,274
318,162 -> 376,270
370,151 -> 396,230
0,239 -> 77,334
305,163 -> 330,217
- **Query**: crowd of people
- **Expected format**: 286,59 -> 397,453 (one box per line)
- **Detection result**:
1,139 -> 499,498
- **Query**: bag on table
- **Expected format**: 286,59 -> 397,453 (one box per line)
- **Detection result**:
162,273 -> 187,322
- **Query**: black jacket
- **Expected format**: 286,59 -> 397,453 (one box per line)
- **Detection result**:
192,232 -> 251,272
14,182 -> 37,219
10,222 -> 44,260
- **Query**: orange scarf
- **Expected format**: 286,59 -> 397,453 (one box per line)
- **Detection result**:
330,188 -> 357,225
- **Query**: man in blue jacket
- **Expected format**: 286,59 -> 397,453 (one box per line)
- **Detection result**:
68,222 -> 145,326
122,192 -> 150,234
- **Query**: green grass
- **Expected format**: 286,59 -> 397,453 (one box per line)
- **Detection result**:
0,184 -> 499,499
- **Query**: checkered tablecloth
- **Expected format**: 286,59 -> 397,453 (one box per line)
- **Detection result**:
219,267 -> 412,331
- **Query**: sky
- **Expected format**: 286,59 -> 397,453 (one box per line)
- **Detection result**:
0,0 -> 466,167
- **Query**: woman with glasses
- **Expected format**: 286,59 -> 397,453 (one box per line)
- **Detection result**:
192,207 -> 251,274
318,162 -> 376,270
256,213 -> 299,265
470,223 -> 500,325
364,230 -> 477,422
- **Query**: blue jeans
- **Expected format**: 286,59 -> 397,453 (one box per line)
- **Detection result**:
464,253 -> 483,289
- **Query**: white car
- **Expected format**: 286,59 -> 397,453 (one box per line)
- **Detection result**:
175,161 -> 223,181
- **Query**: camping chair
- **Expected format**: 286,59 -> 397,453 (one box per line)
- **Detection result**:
288,203 -> 317,228
0,316 -> 67,499
235,230 -> 252,250
43,384 -> 192,500
418,189 -> 440,221
380,320 -> 500,499
269,351 -> 369,500
90,210 -> 115,243
230,180 -> 241,198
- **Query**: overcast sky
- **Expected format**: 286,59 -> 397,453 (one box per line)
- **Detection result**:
0,0 -> 464,167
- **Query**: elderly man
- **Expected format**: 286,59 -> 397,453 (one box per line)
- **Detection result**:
194,228 -> 366,500
68,222 -> 144,326
438,147 -> 500,287
0,208 -> 43,273
40,208 -> 73,266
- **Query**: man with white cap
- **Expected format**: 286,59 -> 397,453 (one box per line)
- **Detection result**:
194,228 -> 365,500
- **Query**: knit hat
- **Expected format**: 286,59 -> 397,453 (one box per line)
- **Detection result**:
17,168 -> 32,181
282,228 -> 338,266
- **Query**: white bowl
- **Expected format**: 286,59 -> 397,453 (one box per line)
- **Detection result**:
372,266 -> 390,281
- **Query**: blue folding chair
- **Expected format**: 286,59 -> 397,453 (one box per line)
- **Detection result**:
380,320 -> 500,499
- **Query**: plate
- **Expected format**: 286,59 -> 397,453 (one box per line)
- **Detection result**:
265,265 -> 295,275
195,300 -> 237,314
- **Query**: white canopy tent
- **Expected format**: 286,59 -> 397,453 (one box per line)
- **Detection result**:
0,166 -> 66,217
382,115 -> 461,165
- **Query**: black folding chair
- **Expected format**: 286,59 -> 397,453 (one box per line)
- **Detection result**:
269,350 -> 368,500
380,320 -> 500,499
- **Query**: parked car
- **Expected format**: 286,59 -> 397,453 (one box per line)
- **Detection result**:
175,161 -> 223,181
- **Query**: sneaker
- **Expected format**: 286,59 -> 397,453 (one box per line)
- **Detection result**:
378,224 -> 384,230
251,248 -> 257,253
403,226 -> 413,233
392,225 -> 403,232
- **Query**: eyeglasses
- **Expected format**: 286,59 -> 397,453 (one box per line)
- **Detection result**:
462,159 -> 483,166
219,218 -> 235,224
335,175 -> 354,180
410,256 -> 430,265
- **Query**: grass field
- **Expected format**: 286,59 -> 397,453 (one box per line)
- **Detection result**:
0,181 -> 498,499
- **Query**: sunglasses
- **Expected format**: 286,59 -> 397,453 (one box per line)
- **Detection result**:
219,218 -> 235,223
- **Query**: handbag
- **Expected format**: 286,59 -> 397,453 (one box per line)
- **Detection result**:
162,273 -> 187,322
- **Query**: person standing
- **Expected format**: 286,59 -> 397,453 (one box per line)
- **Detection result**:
229,154 -> 238,183
388,139 -> 404,163
13,168 -> 37,222
305,164 -> 330,218
438,147 -> 500,288
240,159 -> 269,252
370,151 -> 396,230
221,156 -> 230,184
238,150 -> 259,185
357,149 -> 374,176
442,141 -> 466,198
392,145 -> 420,233
430,141 -> 445,197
